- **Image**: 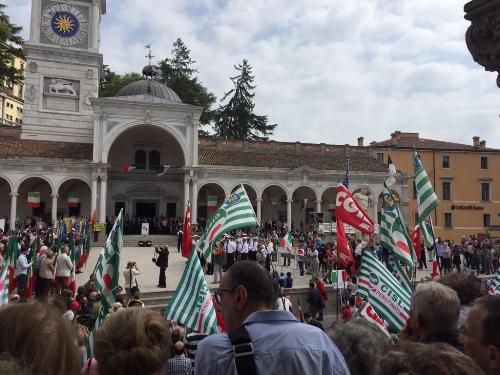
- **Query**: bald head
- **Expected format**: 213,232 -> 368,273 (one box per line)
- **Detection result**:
174,341 -> 185,355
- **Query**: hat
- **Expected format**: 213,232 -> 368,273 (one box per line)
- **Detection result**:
70,301 -> 80,312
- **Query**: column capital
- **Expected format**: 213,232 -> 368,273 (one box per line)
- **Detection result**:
286,199 -> 293,203
255,198 -> 263,202
9,192 -> 18,197
51,194 -> 59,198
316,200 -> 322,203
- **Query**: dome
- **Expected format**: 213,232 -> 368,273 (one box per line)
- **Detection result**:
115,80 -> 183,103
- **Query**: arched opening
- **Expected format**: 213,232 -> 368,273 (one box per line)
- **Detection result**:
57,179 -> 91,218
261,185 -> 288,230
292,186 -> 317,231
0,177 -> 12,231
321,186 -> 337,222
107,125 -> 186,221
17,177 -> 53,225
197,183 -> 226,227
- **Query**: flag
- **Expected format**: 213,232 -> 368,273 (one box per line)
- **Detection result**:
5,235 -> 18,293
488,271 -> 500,295
359,302 -> 391,337
386,154 -> 397,187
336,219 -> 354,271
164,249 -> 219,335
86,210 -> 124,359
414,152 -> 439,223
67,193 -> 79,208
420,217 -> 436,252
335,184 -> 375,235
431,258 -> 440,279
68,237 -> 76,295
156,165 -> 170,177
410,225 -> 421,261
0,266 -> 9,307
380,183 -> 415,275
279,232 -> 293,251
27,192 -> 40,208
197,185 -> 258,262
91,209 -> 97,227
357,251 -> 411,332
23,236 -> 39,300
181,204 -> 192,258
331,270 -> 348,289
122,163 -> 136,173
342,159 -> 349,188
207,196 -> 218,212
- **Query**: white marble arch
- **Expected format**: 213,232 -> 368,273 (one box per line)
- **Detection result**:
230,182 -> 258,198
54,176 -> 92,193
197,181 -> 228,199
14,174 -> 56,195
259,182 -> 290,200
101,120 -> 189,165
0,174 -> 14,193
291,184 -> 320,201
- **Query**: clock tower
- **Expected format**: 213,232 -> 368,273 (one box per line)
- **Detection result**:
21,0 -> 106,143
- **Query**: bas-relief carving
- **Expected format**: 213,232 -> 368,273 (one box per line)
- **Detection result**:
27,62 -> 38,73
49,79 -> 77,96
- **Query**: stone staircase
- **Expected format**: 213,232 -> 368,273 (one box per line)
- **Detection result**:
94,234 -> 178,247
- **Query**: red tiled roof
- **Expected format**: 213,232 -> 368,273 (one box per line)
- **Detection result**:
372,137 -> 499,152
0,135 -> 92,160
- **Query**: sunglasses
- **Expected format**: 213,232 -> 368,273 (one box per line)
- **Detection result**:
214,288 -> 236,304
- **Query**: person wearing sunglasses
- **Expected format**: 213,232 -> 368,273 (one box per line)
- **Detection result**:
463,295 -> 500,375
196,260 -> 349,375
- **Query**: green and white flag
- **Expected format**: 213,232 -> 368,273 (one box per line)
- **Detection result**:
164,249 -> 219,335
380,183 -> 415,276
0,266 -> 9,307
419,216 -> 436,251
488,270 -> 500,296
198,185 -> 258,261
357,251 -> 411,332
86,210 -> 124,359
414,152 -> 439,223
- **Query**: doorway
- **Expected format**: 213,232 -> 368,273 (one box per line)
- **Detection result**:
136,202 -> 157,218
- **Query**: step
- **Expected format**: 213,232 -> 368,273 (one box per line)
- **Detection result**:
94,234 -> 178,247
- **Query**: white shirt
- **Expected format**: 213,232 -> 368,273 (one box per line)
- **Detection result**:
275,296 -> 293,311
123,267 -> 140,288
241,242 -> 249,254
15,253 -> 32,277
55,253 -> 73,277
354,243 -> 363,256
227,240 -> 236,254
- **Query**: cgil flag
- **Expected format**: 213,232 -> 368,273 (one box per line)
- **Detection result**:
380,182 -> 415,276
164,249 -> 219,335
68,193 -> 79,208
27,192 -> 40,208
335,184 -> 375,235
197,185 -> 258,262
357,251 -> 411,332
181,203 -> 192,258
414,152 -> 439,223
86,210 -> 124,359
336,219 -> 354,271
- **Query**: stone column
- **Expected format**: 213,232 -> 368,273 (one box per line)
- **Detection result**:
91,178 -> 98,218
10,193 -> 17,229
191,179 -> 198,225
99,177 -> 107,223
184,177 -> 190,212
91,0 -> 101,51
256,198 -> 262,225
316,200 -> 322,213
286,199 -> 292,231
51,194 -> 58,222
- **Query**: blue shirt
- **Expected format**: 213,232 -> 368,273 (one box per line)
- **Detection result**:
436,243 -> 444,257
195,310 -> 350,375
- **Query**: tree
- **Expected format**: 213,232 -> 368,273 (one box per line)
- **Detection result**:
99,65 -> 141,97
0,3 -> 25,87
159,38 -> 216,133
213,59 -> 276,140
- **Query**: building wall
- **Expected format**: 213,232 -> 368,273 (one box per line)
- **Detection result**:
0,56 -> 25,125
373,147 -> 500,240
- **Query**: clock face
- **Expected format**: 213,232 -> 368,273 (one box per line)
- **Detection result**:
41,3 -> 88,47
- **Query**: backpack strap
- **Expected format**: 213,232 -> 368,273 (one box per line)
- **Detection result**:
227,325 -> 258,375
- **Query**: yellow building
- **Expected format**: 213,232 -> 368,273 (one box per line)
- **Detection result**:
0,55 -> 24,126
370,131 -> 500,241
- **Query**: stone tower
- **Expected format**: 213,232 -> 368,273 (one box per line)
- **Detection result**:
21,0 -> 106,143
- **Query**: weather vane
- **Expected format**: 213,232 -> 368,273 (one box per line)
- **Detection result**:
145,43 -> 154,66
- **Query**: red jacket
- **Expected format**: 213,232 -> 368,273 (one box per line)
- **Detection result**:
316,279 -> 328,301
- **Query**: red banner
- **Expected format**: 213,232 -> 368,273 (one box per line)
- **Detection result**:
335,184 -> 374,235
410,226 -> 421,261
182,204 -> 192,258
336,219 -> 354,270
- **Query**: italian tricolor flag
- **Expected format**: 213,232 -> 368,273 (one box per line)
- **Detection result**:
331,270 -> 348,289
207,196 -> 217,212
27,192 -> 40,208
279,232 -> 293,251
68,193 -> 79,208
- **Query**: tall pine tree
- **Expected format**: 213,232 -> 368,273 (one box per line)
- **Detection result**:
0,3 -> 25,87
159,38 -> 216,133
214,59 -> 276,140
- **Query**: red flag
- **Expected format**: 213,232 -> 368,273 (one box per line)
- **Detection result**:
335,184 -> 375,235
122,163 -> 136,173
410,226 -> 421,261
431,259 -> 440,279
336,219 -> 354,270
181,204 -> 192,258
91,209 -> 97,227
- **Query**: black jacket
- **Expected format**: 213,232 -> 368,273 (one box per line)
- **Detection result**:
155,247 -> 169,268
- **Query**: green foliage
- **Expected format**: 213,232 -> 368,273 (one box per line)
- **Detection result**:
214,59 -> 276,140
99,65 -> 141,97
159,38 -> 216,131
0,3 -> 25,87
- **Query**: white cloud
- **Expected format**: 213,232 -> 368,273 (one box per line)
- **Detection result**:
4,0 -> 500,147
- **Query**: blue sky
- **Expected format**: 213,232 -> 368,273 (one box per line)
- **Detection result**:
5,0 -> 500,147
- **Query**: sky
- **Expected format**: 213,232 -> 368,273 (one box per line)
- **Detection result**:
5,0 -> 500,147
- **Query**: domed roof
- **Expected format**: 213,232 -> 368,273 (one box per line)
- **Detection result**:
115,79 -> 182,103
